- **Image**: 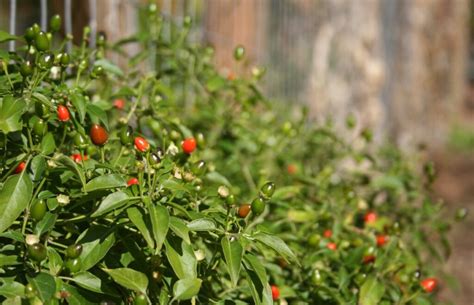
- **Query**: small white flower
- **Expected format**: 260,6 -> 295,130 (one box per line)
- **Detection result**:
358,199 -> 368,209
194,249 -> 205,261
25,234 -> 39,245
49,66 -> 61,80
173,168 -> 182,180
47,159 -> 57,168
183,172 -> 195,182
217,186 -> 229,198
57,194 -> 70,205
167,142 -> 179,156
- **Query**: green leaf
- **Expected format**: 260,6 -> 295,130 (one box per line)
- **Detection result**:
287,209 -> 317,222
205,171 -> 231,186
2,296 -> 22,305
47,247 -> 63,275
372,175 -> 404,192
84,174 -> 126,192
56,155 -> 86,188
162,179 -> 189,193
61,283 -> 97,305
0,49 -> 10,61
34,212 -> 57,235
71,272 -> 103,294
165,238 -> 197,279
27,272 -> 56,302
0,96 -> 26,133
413,296 -> 432,305
0,280 -> 24,298
40,133 -> 56,155
95,59 -> 124,77
71,92 -> 86,123
169,217 -> 190,244
92,191 -> 130,217
359,275 -> 385,305
103,268 -> 148,294
0,172 -> 33,233
0,254 -> 20,267
221,237 -> 243,287
32,92 -> 53,109
253,233 -> 298,264
30,155 -> 46,182
187,218 -> 216,231
206,75 -> 226,92
243,254 -> 269,291
0,231 -> 24,242
86,104 -> 108,128
78,227 -> 115,271
272,185 -> 302,200
159,286 -> 170,304
243,254 -> 272,305
149,204 -> 170,251
127,207 -> 155,249
172,278 -> 202,301
114,86 -> 136,97
0,31 -> 19,43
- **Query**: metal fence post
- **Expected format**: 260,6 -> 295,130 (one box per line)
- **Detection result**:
89,0 -> 97,49
65,0 -> 72,53
9,0 -> 16,52
40,0 -> 47,31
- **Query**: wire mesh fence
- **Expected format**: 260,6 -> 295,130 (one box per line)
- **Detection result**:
1,0 -> 469,148
1,0 -> 319,105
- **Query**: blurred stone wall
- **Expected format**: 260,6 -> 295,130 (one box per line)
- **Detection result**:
304,0 -> 469,148
204,0 -> 469,149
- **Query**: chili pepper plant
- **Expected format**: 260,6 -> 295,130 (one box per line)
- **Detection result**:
0,13 -> 296,305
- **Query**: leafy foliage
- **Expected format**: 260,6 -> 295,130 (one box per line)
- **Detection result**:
0,5 -> 462,305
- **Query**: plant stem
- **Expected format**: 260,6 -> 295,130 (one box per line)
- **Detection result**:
112,146 -> 125,167
2,62 -> 14,89
100,146 -> 105,163
20,156 -> 36,235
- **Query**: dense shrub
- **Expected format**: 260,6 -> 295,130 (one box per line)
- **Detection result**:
0,6 -> 464,305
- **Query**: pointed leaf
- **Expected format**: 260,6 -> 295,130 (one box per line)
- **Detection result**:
70,92 -> 86,123
86,104 -> 108,128
27,272 -> 56,302
172,278 -> 202,301
103,268 -> 148,294
359,275 -> 385,305
0,96 -> 26,133
40,133 -> 56,155
165,238 -> 197,279
77,227 -> 115,271
61,283 -> 97,305
0,280 -> 24,298
92,191 -> 130,217
56,155 -> 86,188
34,212 -> 57,235
71,272 -> 103,294
221,237 -> 243,287
0,31 -> 19,43
169,217 -> 190,244
127,207 -> 154,249
0,172 -> 33,233
84,174 -> 126,192
187,218 -> 216,231
47,247 -> 63,275
149,204 -> 169,251
253,233 -> 298,263
243,254 -> 272,305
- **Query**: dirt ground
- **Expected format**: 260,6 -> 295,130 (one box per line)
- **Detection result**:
432,151 -> 474,305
